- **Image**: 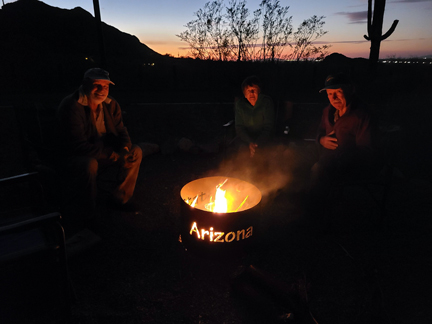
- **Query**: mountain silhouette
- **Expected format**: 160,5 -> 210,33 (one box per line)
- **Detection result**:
0,0 -> 165,92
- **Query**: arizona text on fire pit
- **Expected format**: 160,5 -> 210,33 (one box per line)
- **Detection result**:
180,177 -> 262,256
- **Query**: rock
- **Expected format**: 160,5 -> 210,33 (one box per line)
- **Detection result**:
178,137 -> 195,152
198,142 -> 220,154
160,138 -> 179,155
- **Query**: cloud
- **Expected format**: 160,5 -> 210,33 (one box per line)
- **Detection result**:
335,11 -> 368,24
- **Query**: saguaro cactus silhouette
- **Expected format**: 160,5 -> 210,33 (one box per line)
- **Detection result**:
363,0 -> 398,68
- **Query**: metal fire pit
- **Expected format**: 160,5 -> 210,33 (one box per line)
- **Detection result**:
180,176 -> 262,257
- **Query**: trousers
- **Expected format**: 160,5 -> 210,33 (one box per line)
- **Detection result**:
61,145 -> 142,232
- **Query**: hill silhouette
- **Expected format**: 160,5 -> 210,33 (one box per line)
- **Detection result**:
0,0 -> 164,93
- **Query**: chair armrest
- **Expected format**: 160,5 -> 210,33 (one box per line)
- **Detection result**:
0,172 -> 39,186
0,212 -> 62,234
223,120 -> 234,127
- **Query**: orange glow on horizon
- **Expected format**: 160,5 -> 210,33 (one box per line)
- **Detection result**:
144,38 -> 431,60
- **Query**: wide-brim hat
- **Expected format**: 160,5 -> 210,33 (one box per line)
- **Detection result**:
84,68 -> 115,85
319,73 -> 351,93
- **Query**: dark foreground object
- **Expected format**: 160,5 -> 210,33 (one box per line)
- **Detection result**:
0,173 -> 71,324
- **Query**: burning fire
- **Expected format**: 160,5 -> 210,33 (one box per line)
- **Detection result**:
183,177 -> 257,213
180,176 -> 262,250
203,179 -> 227,213
188,179 -> 248,213
185,194 -> 198,207
210,181 -> 228,213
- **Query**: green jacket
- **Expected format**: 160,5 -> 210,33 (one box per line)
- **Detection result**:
235,94 -> 275,144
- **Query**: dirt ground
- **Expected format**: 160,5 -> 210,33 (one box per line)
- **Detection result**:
64,144 -> 432,324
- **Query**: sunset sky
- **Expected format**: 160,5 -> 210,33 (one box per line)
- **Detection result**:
11,0 -> 432,59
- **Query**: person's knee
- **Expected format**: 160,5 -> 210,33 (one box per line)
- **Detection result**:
67,156 -> 98,177
310,162 -> 322,178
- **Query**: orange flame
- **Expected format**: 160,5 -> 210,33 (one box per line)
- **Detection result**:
185,194 -> 198,207
181,176 -> 260,214
213,185 -> 227,213
191,194 -> 198,207
204,179 -> 228,213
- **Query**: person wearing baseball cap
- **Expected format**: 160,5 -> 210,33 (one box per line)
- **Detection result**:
57,68 -> 143,235
307,72 -> 378,219
83,67 -> 115,85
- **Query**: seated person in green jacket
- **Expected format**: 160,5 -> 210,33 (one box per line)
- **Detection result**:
235,76 -> 275,158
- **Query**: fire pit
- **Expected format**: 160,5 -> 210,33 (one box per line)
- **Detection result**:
180,176 -> 262,257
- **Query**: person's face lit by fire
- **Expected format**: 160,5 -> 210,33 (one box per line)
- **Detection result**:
88,79 -> 110,106
326,86 -> 353,112
243,84 -> 260,106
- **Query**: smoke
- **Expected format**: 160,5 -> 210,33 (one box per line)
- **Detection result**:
207,143 -> 315,205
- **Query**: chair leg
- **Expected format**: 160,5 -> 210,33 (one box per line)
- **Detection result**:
55,221 -> 74,321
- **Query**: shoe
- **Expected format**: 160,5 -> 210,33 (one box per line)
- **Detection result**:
121,201 -> 141,213
66,228 -> 102,256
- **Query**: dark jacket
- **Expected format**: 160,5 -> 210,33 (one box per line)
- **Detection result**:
316,98 -> 377,167
57,90 -> 132,160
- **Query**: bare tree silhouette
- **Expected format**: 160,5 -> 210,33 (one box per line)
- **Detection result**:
177,0 -> 330,62
258,0 -> 293,62
225,0 -> 260,61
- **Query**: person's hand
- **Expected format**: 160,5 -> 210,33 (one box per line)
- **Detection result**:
119,146 -> 130,158
119,147 -> 135,165
319,130 -> 338,150
110,147 -> 131,166
249,142 -> 258,157
110,151 -> 120,162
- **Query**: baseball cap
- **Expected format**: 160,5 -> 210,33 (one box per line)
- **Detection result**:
83,68 -> 115,85
319,73 -> 351,93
